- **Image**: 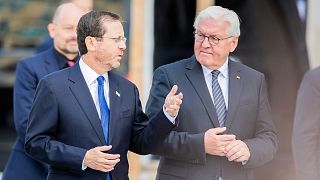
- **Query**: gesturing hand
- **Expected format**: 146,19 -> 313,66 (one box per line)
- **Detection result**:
164,85 -> 183,117
84,145 -> 120,172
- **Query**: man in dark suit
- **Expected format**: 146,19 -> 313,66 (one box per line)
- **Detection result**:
25,10 -> 183,180
2,3 -> 86,180
292,67 -> 320,180
146,6 -> 278,180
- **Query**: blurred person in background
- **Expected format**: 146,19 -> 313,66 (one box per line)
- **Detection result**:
35,0 -> 93,53
292,67 -> 320,180
215,0 -> 309,179
2,3 -> 86,180
146,6 -> 278,180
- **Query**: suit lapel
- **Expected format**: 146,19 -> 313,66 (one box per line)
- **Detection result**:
107,71 -> 121,145
185,57 -> 220,128
68,63 -> 105,145
225,60 -> 242,130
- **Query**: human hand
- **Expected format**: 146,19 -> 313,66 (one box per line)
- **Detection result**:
204,127 -> 236,156
164,85 -> 183,117
224,140 -> 250,162
84,145 -> 120,172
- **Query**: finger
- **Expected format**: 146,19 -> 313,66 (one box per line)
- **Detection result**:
105,153 -> 121,160
98,164 -> 115,172
172,98 -> 183,105
176,92 -> 183,100
226,147 -> 238,159
233,155 -> 246,162
225,141 -> 237,152
228,150 -> 243,161
168,85 -> 178,96
211,127 -> 227,135
218,134 -> 236,141
105,158 -> 121,166
217,141 -> 234,148
167,103 -> 181,110
225,141 -> 240,154
95,145 -> 112,152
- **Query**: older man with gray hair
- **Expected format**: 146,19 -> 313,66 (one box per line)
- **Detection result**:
146,6 -> 278,180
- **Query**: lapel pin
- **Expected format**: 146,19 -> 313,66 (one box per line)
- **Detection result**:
116,91 -> 120,97
236,75 -> 240,80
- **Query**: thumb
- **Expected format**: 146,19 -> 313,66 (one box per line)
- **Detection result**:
96,145 -> 112,152
168,85 -> 178,96
212,127 -> 227,135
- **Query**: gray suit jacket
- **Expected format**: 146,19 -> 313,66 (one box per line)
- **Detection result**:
292,67 -> 320,180
146,56 -> 278,180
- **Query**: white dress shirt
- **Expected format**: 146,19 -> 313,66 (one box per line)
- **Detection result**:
79,58 -> 176,170
79,59 -> 109,119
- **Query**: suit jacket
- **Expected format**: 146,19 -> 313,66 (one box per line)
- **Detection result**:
3,48 -> 59,180
146,56 -> 278,180
25,62 -> 176,180
292,67 -> 320,180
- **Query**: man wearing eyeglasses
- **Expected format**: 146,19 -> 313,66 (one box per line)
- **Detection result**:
146,6 -> 278,180
24,10 -> 183,180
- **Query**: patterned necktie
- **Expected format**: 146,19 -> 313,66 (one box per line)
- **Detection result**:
211,70 -> 227,127
97,76 -> 112,180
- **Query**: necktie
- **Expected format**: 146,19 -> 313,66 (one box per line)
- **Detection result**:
97,76 -> 112,180
66,60 -> 75,67
211,70 -> 227,127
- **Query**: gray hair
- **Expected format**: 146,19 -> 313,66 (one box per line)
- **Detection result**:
193,6 -> 240,37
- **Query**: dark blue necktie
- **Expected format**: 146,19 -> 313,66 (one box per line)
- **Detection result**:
97,76 -> 111,180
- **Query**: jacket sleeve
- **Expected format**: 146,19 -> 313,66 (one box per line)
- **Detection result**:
129,84 -> 177,155
25,78 -> 86,171
146,67 -> 207,162
14,60 -> 39,142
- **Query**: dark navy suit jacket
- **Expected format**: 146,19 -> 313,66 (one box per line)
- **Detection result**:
25,62 -> 176,180
3,48 -> 60,180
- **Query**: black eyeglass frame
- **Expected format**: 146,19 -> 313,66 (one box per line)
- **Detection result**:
193,31 -> 233,45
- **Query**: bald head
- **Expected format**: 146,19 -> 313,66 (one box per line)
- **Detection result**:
70,0 -> 93,12
52,2 -> 86,24
48,2 -> 87,59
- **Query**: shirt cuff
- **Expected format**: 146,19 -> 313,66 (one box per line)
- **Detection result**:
82,158 -> 87,170
163,106 -> 176,124
241,160 -> 248,165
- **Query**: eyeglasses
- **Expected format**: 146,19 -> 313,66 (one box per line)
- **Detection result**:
193,32 -> 233,45
98,36 -> 127,44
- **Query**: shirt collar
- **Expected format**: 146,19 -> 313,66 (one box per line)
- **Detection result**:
79,58 -> 109,86
201,58 -> 229,78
